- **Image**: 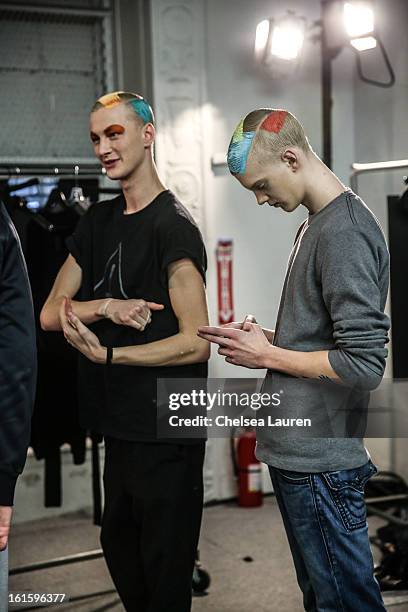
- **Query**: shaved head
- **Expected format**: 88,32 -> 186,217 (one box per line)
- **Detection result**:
227,109 -> 310,175
91,91 -> 154,126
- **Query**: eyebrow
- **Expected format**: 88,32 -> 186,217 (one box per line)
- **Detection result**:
90,124 -> 125,140
249,179 -> 266,190
105,124 -> 125,135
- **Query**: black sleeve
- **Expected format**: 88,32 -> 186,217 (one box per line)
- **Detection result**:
159,215 -> 207,287
65,206 -> 93,269
0,203 -> 37,506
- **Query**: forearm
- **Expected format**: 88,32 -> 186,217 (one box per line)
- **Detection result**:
113,332 -> 210,367
262,346 -> 341,381
40,297 -> 107,331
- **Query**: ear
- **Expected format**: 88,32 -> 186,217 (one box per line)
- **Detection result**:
281,148 -> 299,171
142,123 -> 155,148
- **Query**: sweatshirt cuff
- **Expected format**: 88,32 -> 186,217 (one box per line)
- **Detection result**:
0,471 -> 17,506
328,349 -> 350,383
328,349 -> 381,391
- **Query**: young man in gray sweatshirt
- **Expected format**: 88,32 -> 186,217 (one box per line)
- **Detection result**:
198,108 -> 389,611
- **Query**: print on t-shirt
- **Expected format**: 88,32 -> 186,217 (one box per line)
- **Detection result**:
93,242 -> 129,299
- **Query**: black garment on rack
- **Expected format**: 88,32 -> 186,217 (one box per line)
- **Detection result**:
8,201 -> 87,507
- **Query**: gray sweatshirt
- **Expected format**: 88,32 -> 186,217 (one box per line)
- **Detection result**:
256,189 -> 390,472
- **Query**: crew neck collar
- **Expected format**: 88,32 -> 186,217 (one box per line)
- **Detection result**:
307,189 -> 353,224
119,189 -> 170,217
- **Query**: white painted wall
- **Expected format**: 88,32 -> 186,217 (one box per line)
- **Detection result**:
13,447 -> 99,524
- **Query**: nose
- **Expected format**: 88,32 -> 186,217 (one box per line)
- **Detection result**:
98,137 -> 112,157
255,193 -> 269,206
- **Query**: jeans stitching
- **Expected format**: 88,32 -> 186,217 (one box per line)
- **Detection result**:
322,475 -> 368,532
311,475 -> 346,611
275,469 -> 309,484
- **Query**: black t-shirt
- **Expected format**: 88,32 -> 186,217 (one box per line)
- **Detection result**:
66,190 -> 208,441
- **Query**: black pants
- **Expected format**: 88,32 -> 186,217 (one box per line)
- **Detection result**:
100,438 -> 205,612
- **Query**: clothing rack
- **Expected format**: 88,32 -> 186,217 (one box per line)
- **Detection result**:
1,163 -> 113,607
1,164 -> 122,225
0,160 -> 107,180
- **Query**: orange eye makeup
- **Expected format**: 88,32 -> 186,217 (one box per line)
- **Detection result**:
90,124 -> 125,142
104,124 -> 125,137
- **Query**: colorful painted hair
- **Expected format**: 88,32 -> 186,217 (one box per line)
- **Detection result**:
227,109 -> 309,175
91,91 -> 154,125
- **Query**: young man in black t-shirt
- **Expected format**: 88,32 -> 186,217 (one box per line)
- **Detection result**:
40,92 -> 209,612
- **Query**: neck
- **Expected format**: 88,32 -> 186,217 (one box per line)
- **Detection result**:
302,152 -> 347,215
120,157 -> 166,213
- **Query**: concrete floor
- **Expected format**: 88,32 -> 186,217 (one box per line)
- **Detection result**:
8,497 -> 408,611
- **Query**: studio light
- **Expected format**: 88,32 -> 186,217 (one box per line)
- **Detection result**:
270,15 -> 305,60
343,1 -> 377,50
350,36 -> 377,51
254,19 -> 270,62
343,1 -> 374,37
254,0 -> 395,169
254,13 -> 306,65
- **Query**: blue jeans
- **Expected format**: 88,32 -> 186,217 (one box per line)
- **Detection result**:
269,460 -> 385,612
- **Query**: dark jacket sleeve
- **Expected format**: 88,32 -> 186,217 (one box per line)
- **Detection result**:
0,203 -> 37,506
319,226 -> 390,391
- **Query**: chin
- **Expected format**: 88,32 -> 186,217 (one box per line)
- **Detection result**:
285,201 -> 301,213
106,169 -> 125,181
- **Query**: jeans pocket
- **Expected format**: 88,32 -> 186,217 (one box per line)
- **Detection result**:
322,460 -> 377,531
275,468 -> 310,485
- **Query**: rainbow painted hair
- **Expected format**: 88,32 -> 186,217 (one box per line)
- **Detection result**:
92,91 -> 154,125
227,109 -> 309,175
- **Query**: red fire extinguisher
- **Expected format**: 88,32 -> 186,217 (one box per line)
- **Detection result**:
235,430 -> 263,507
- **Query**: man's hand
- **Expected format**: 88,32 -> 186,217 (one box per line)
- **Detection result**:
0,506 -> 12,551
111,259 -> 210,367
221,316 -> 275,343
60,298 -> 106,364
199,321 -> 341,381
197,322 -> 271,368
221,314 -> 258,331
98,298 -> 164,330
